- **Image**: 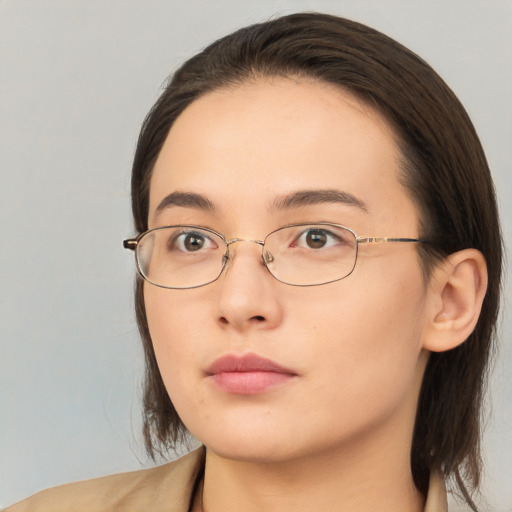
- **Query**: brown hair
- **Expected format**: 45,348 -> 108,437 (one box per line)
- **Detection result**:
129,12 -> 502,510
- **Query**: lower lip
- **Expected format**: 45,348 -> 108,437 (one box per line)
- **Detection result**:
209,371 -> 295,394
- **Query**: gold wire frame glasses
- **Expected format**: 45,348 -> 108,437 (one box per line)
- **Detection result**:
123,223 -> 425,289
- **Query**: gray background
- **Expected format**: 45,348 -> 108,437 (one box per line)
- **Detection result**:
1,0 -> 511,509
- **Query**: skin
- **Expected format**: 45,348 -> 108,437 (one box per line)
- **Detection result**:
145,78 -> 434,512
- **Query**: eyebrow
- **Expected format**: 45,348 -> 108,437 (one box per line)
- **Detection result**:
270,189 -> 368,213
154,188 -> 368,218
154,191 -> 216,215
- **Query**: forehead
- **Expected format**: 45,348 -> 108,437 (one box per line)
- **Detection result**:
148,78 -> 418,233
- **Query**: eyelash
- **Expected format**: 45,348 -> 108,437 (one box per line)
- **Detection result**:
168,230 -> 217,252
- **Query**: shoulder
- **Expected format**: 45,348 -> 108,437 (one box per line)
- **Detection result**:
6,448 -> 204,512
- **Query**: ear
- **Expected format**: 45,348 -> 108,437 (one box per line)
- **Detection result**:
422,249 -> 488,352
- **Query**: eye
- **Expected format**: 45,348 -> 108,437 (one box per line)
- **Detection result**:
171,230 -> 218,253
294,228 -> 343,249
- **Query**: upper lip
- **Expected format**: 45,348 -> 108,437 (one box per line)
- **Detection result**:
206,353 -> 296,375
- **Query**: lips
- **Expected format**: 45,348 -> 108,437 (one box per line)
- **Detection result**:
206,354 -> 297,394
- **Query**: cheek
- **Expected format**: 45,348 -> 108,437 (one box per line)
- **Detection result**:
295,259 -> 427,399
143,286 -> 200,380
143,286 -> 216,431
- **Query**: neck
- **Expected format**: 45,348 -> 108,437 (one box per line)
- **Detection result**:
199,423 -> 424,512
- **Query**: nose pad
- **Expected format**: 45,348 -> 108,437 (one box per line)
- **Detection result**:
263,250 -> 274,264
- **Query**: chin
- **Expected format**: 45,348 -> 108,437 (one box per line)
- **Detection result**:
195,424 -> 337,465
206,441 -> 297,464
189,424 -> 295,462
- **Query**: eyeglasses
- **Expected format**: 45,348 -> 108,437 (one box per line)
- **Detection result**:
123,223 -> 425,289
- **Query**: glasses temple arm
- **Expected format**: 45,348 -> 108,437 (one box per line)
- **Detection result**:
356,236 -> 425,244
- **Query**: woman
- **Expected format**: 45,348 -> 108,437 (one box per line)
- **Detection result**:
9,12 -> 501,512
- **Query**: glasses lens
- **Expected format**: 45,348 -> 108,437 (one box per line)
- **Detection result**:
264,224 -> 357,285
136,226 -> 226,289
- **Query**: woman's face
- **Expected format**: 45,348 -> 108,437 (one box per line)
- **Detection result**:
144,78 -> 431,463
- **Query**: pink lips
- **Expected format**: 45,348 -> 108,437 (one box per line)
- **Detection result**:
206,354 -> 297,395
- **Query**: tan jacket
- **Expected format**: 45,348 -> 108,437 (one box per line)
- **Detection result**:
7,448 -> 448,511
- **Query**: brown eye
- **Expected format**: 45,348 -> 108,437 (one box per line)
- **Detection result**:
291,228 -> 344,250
305,230 -> 327,248
183,234 -> 204,251
171,231 -> 216,253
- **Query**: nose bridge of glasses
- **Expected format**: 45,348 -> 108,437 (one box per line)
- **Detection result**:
224,238 -> 269,263
226,238 -> 265,248
226,238 -> 265,247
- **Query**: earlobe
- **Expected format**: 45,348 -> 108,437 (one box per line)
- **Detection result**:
423,249 -> 488,353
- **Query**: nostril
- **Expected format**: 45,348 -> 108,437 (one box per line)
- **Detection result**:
218,315 -> 265,325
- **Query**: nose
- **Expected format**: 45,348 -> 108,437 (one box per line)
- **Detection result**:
214,240 -> 284,331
